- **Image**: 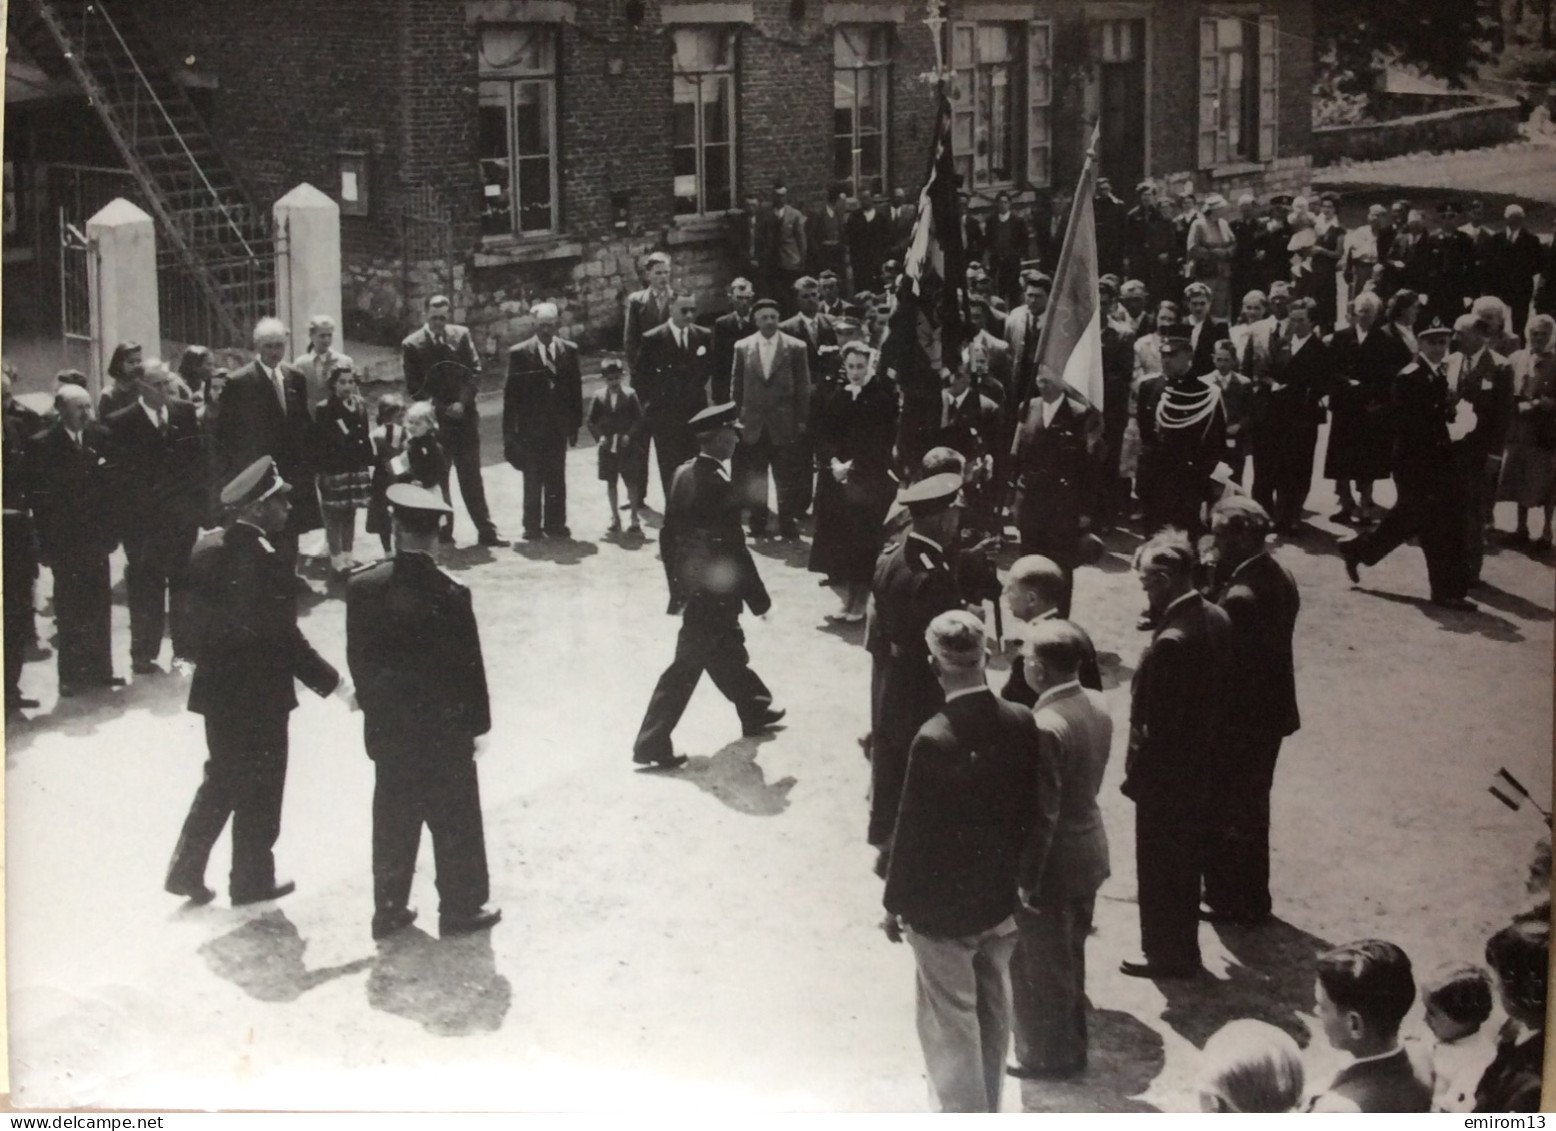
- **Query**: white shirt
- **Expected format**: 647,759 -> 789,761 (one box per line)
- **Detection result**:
1040,395 -> 1063,428
140,399 -> 168,430
943,683 -> 991,703
1033,679 -> 1082,711
65,427 -> 84,448
672,326 -> 687,352
1189,317 -> 1207,350
757,333 -> 779,377
259,361 -> 287,413
539,339 -> 556,368
1289,333 -> 1312,356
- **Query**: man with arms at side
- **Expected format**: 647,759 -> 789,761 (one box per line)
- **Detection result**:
1005,272 -> 1051,408
883,610 -> 1056,1112
712,277 -> 758,404
624,252 -> 677,376
504,301 -> 584,540
999,555 -> 1101,706
731,298 -> 811,539
635,292 -> 714,509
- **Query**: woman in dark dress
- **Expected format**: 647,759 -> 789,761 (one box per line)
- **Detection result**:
808,341 -> 898,622
310,364 -> 375,576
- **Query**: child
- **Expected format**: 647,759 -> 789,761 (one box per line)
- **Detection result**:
586,358 -> 644,536
1208,339 -> 1254,484
401,400 -> 452,542
311,364 -> 375,576
366,394 -> 407,555
1308,938 -> 1434,1112
1196,1019 -> 1305,1113
1421,963 -> 1495,1112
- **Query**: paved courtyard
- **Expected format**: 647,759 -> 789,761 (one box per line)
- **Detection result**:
4,415 -> 1552,1112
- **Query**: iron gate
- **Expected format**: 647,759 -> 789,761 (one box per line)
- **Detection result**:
58,209 -> 100,391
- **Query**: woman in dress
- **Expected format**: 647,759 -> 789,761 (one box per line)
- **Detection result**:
1384,289 -> 1422,356
808,341 -> 898,622
1497,314 -> 1556,548
310,363 -> 375,576
1187,193 -> 1237,320
1308,192 -> 1346,331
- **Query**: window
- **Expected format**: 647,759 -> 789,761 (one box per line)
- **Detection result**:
478,25 -> 559,238
672,27 -> 736,217
834,26 -> 890,195
948,21 -> 1052,190
1198,14 -> 1278,169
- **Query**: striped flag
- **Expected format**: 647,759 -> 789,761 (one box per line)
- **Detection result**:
1034,123 -> 1105,410
879,90 -> 966,468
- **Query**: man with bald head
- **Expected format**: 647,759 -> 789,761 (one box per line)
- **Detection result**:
31,383 -> 121,694
504,301 -> 583,539
1000,555 -> 1101,705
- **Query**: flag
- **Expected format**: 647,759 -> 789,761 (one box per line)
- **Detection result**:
879,90 -> 966,467
1034,122 -> 1105,411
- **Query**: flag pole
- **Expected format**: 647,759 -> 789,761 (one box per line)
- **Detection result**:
1031,121 -> 1102,397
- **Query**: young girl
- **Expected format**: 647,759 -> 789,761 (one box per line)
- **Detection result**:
586,359 -> 644,536
401,400 -> 451,541
366,394 -> 408,555
311,364 -> 375,576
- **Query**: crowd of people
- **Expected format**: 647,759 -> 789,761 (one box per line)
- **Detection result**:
0,175 -> 1550,1113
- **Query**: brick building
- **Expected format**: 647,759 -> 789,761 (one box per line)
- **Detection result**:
6,0 -> 1315,354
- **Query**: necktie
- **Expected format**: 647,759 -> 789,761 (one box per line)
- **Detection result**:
270,366 -> 286,414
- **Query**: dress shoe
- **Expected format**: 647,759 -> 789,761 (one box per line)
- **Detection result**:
1119,957 -> 1198,979
1431,595 -> 1478,611
633,749 -> 688,769
543,526 -> 570,540
440,906 -> 502,937
522,528 -> 545,541
12,695 -> 40,708
371,906 -> 418,940
1199,904 -> 1268,925
1339,540 -> 1361,584
165,876 -> 217,905
742,707 -> 787,736
132,660 -> 162,676
1007,1061 -> 1085,1081
479,531 -> 511,547
231,880 -> 296,907
626,521 -> 643,536
102,675 -> 128,688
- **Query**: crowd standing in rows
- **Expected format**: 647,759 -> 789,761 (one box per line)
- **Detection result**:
0,177 -> 1550,1113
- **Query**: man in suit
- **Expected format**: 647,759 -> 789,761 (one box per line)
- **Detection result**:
731,298 -> 811,539
1201,497 -> 1300,925
2,391 -> 38,715
963,297 -> 1014,407
1324,291 -> 1412,524
984,191 -> 1030,303
1009,362 -> 1105,618
1425,200 -> 1477,328
808,184 -> 849,282
165,457 -> 351,907
939,365 -> 1004,535
1449,314 -> 1515,582
1006,271 -> 1051,407
624,251 -> 677,375
1341,321 -> 1475,608
712,277 -> 758,404
846,186 -> 893,301
957,189 -> 986,266
106,360 -> 206,674
632,404 -> 784,769
782,277 -> 839,516
504,301 -> 583,540
1183,282 -> 1232,378
31,384 -> 122,696
1385,210 -> 1434,303
635,292 -> 714,508
401,295 -> 506,548
347,484 -> 501,941
999,556 -> 1102,704
1489,204 -> 1545,336
1252,299 -> 1327,535
1119,530 -> 1233,978
882,609 -> 1056,1113
866,473 -> 966,859
1007,619 -> 1113,1081
217,317 -> 317,570
762,183 -> 808,312
817,269 -> 858,321
1093,177 -> 1127,280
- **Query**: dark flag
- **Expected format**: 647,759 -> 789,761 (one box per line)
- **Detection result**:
879,90 -> 966,472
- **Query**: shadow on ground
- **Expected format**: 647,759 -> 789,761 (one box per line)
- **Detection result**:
1019,1007 -> 1164,1113
510,537 -> 599,567
198,911 -> 374,1004
367,924 -> 512,1037
1358,588 -> 1524,643
648,734 -> 796,816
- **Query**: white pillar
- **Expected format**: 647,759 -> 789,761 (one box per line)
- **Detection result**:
274,183 -> 343,361
86,198 -> 160,401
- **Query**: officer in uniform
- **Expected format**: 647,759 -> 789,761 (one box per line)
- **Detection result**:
865,472 -> 966,866
347,484 -> 501,941
165,456 -> 352,906
632,403 -> 786,769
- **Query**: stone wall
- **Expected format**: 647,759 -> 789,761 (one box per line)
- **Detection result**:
1312,97 -> 1522,167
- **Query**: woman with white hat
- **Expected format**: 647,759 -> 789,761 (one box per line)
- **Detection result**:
1187,193 -> 1236,319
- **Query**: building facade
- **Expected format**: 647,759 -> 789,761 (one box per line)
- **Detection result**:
10,0 -> 1315,354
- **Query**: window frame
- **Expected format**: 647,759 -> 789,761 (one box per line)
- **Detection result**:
1198,13 -> 1277,171
833,24 -> 892,196
671,25 -> 739,220
477,24 -> 562,241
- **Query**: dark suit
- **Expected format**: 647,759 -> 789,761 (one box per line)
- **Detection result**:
1010,392 -> 1105,617
1452,348 -> 1515,580
504,336 -> 584,535
780,311 -> 838,514
168,522 -> 340,901
30,422 -> 118,688
1121,591 -> 1233,971
1425,227 -> 1476,326
106,400 -> 205,666
635,322 -> 713,503
347,552 -> 492,919
1010,682 -> 1112,1076
1187,318 -> 1232,379
216,360 -> 318,547
1253,332 -> 1327,531
807,205 -> 848,280
983,213 -> 1030,302
845,208 -> 893,296
712,309 -> 757,404
1473,1023 -> 1545,1114
1202,552 -> 1300,922
623,287 -> 676,376
1000,619 -> 1102,705
401,323 -> 497,541
2,414 -> 38,707
634,455 -> 774,762
1308,1047 -> 1433,1113
866,534 -> 962,850
1323,324 -> 1411,485
1385,230 -> 1433,304
1488,227 -> 1545,335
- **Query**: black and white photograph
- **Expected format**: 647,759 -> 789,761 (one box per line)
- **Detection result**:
1,0 -> 1553,1114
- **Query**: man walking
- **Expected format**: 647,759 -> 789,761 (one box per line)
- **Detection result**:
347,484 -> 502,941
504,301 -> 583,540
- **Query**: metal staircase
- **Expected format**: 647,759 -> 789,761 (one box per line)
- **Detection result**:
20,0 -> 276,346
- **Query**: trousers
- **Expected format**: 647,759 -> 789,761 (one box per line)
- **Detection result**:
1251,431 -> 1317,532
644,412 -> 696,509
905,918 -> 1018,1113
439,422 -> 497,539
1352,481 -> 1469,601
521,443 -> 569,534
1201,730 -> 1283,921
633,600 -> 772,761
167,710 -> 290,900
123,525 -> 197,665
373,754 -> 490,916
53,553 -> 114,687
1134,801 -> 1204,970
734,435 -> 804,533
1011,896 -> 1096,1073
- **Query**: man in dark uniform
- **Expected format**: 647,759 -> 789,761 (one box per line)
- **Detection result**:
1201,497 -> 1300,925
30,384 -> 122,697
401,295 -> 507,548
1341,320 -> 1475,609
1119,530 -> 1233,979
347,484 -> 501,941
632,403 -> 785,769
3,384 -> 39,715
165,457 -> 351,906
865,472 -> 965,863
1425,200 -> 1476,328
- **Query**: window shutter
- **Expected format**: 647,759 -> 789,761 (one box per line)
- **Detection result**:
949,21 -> 977,189
1258,14 -> 1279,162
1026,20 -> 1053,188
1198,17 -> 1220,169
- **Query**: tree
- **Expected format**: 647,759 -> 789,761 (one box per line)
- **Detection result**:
1314,0 -> 1498,95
